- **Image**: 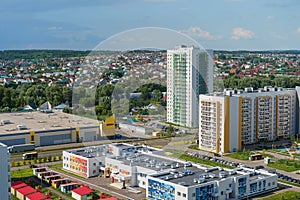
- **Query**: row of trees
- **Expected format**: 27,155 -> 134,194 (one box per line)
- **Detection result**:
0,84 -> 71,112
75,83 -> 167,120
130,83 -> 166,109
222,75 -> 300,90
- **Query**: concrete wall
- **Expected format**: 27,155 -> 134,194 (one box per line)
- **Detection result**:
119,123 -> 152,135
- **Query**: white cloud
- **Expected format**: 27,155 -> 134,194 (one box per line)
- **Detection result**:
48,26 -> 63,31
271,33 -> 287,40
231,27 -> 255,40
144,0 -> 177,2
266,16 -> 274,21
224,0 -> 241,2
179,26 -> 222,40
297,27 -> 300,34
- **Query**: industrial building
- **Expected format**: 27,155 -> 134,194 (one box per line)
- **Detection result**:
166,45 -> 213,127
199,86 -> 298,153
0,111 -> 112,147
0,142 -> 10,200
63,143 -> 277,200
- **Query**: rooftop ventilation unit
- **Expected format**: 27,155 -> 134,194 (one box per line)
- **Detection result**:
205,167 -> 218,173
1,119 -> 11,125
209,173 -> 216,178
229,170 -> 237,175
219,172 -> 226,179
178,182 -> 186,186
17,125 -> 27,130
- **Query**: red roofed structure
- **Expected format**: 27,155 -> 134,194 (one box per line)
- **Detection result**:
101,197 -> 118,200
16,186 -> 36,200
11,182 -> 27,196
26,192 -> 48,200
71,186 -> 94,200
11,181 -> 23,187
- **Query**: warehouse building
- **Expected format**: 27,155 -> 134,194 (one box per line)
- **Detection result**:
0,111 -> 103,147
199,86 -> 298,153
63,143 -> 277,200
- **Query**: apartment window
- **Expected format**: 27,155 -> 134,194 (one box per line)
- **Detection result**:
192,193 -> 195,197
183,193 -> 186,198
221,191 -> 224,195
177,192 -> 181,196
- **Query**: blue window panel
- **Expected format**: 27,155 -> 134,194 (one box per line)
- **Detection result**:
238,177 -> 247,199
195,184 -> 214,200
40,134 -> 72,146
0,138 -> 25,146
148,179 -> 175,200
82,131 -> 96,142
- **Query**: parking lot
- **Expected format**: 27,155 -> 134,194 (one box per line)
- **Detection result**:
186,151 -> 300,184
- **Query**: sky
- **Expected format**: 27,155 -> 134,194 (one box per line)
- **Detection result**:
1,0 -> 300,50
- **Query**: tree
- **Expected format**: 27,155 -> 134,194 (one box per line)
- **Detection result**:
152,89 -> 162,102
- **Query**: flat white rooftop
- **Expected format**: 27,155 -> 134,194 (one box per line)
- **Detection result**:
0,111 -> 99,134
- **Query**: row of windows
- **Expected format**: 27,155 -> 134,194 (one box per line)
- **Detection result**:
177,191 -> 187,198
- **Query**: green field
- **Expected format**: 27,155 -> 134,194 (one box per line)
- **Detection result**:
278,180 -> 300,188
268,159 -> 300,172
226,151 -> 253,160
258,191 -> 300,200
188,145 -> 199,150
226,151 -> 274,161
11,168 -> 33,179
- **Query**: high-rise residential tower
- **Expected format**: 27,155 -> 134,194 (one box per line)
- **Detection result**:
0,142 -> 10,200
167,45 -> 213,127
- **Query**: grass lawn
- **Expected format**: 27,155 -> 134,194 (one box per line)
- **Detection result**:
168,140 -> 195,146
226,151 -> 274,161
258,191 -> 300,200
50,165 -> 86,180
268,149 -> 291,157
49,163 -> 63,170
268,159 -> 300,172
188,145 -> 199,150
11,168 -> 33,179
226,151 -> 252,160
278,180 -> 300,188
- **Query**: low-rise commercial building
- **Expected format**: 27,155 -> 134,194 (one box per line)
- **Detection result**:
147,166 -> 277,200
63,143 -> 277,200
0,111 -> 102,147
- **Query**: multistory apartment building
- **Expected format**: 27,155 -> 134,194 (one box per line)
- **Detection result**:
167,45 -> 213,127
199,86 -> 297,153
0,142 -> 10,200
